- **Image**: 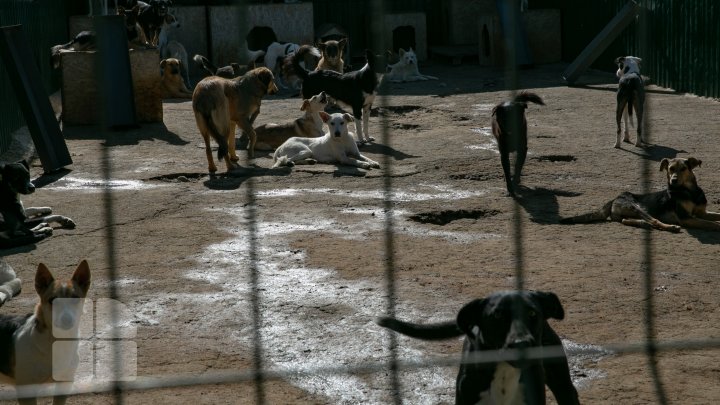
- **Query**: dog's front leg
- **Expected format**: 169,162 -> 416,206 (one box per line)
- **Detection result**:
43,215 -> 76,229
499,149 -> 514,196
362,104 -> 374,142
514,144 -> 528,190
238,118 -> 257,159
680,217 -> 720,231
615,102 -> 625,148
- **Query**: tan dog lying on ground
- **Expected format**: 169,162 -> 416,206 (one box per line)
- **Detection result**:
253,91 -> 328,151
192,67 -> 279,173
561,157 -> 720,232
160,58 -> 193,99
273,112 -> 380,170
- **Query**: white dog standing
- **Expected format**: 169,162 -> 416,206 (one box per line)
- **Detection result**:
385,47 -> 438,82
273,112 -> 380,170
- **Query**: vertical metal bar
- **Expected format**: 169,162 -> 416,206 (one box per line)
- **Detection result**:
371,0 -> 401,403
637,3 -> 668,403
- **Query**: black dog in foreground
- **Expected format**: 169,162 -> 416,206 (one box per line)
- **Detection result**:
0,161 -> 75,249
491,92 -> 545,196
377,290 -> 580,405
286,45 -> 379,144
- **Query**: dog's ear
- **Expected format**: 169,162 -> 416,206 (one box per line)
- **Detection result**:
300,100 -> 310,111
35,263 -> 55,296
659,158 -> 670,172
342,113 -> 354,123
160,59 -> 167,69
686,157 -> 702,170
529,291 -> 565,320
317,42 -> 327,51
338,38 -> 347,49
398,48 -> 406,57
319,111 -> 331,123
72,260 -> 91,296
615,56 -> 625,66
456,299 -> 486,337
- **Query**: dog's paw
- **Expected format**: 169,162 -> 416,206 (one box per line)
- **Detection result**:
668,225 -> 682,233
60,217 -> 76,229
613,142 -> 621,149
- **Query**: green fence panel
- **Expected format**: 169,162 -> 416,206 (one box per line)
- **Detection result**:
0,0 -> 70,156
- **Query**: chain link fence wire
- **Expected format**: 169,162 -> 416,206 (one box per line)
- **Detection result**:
3,0 -> 720,403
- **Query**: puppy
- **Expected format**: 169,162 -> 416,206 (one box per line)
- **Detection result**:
377,290 -> 580,405
286,45 -> 380,144
264,41 -> 300,88
137,0 -> 172,46
561,157 -> 720,232
316,38 -> 347,73
614,56 -> 645,148
0,260 -> 91,405
254,91 -> 328,151
0,161 -> 76,250
160,58 -> 193,99
273,112 -> 380,170
193,54 -> 256,79
192,67 -> 279,172
384,47 -> 438,82
491,92 -> 545,196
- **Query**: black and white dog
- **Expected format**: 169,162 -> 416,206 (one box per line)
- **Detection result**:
135,0 -> 172,46
615,56 -> 645,148
0,161 -> 75,250
287,45 -> 379,144
377,290 -> 580,405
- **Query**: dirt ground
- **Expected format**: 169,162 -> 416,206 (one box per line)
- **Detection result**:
1,61 -> 719,404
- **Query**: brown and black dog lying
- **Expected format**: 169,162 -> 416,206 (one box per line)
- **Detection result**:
491,92 -> 545,196
192,67 -> 279,173
561,157 -> 720,232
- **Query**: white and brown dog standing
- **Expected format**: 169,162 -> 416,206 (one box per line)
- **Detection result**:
615,56 -> 645,148
0,260 -> 91,405
273,112 -> 380,170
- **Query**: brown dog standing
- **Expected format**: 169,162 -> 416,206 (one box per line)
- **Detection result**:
192,67 -> 278,172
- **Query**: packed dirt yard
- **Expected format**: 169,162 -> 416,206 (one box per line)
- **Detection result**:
1,61 -> 719,404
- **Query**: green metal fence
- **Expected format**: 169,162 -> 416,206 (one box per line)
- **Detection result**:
560,0 -> 720,99
0,0 -> 71,155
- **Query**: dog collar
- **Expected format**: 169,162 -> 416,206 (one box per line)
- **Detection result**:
284,43 -> 294,55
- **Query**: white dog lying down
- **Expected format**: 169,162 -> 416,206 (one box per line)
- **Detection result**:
273,112 -> 380,170
385,47 -> 438,82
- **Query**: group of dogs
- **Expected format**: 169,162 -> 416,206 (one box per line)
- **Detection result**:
12,10 -> 720,404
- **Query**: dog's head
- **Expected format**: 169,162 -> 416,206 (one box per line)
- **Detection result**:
660,157 -> 701,189
117,5 -> 140,26
251,66 -> 279,95
0,160 -> 35,195
325,112 -> 353,139
456,291 -> 564,366
318,38 -> 346,63
150,0 -> 172,16
615,56 -> 642,78
398,47 -> 418,66
34,260 -> 91,334
301,91 -> 329,113
163,13 -> 180,29
160,58 -> 182,76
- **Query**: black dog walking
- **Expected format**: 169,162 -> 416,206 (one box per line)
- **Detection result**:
491,92 -> 545,196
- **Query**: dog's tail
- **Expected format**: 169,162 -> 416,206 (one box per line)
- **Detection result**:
559,199 -> 613,224
513,91 -> 545,106
376,317 -> 463,340
285,45 -> 320,81
193,54 -> 218,77
198,112 -> 228,160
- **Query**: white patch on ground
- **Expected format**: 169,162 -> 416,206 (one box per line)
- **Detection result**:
467,127 -> 499,153
257,183 -> 485,202
43,177 -> 158,191
129,190 -> 607,403
471,104 -> 495,115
